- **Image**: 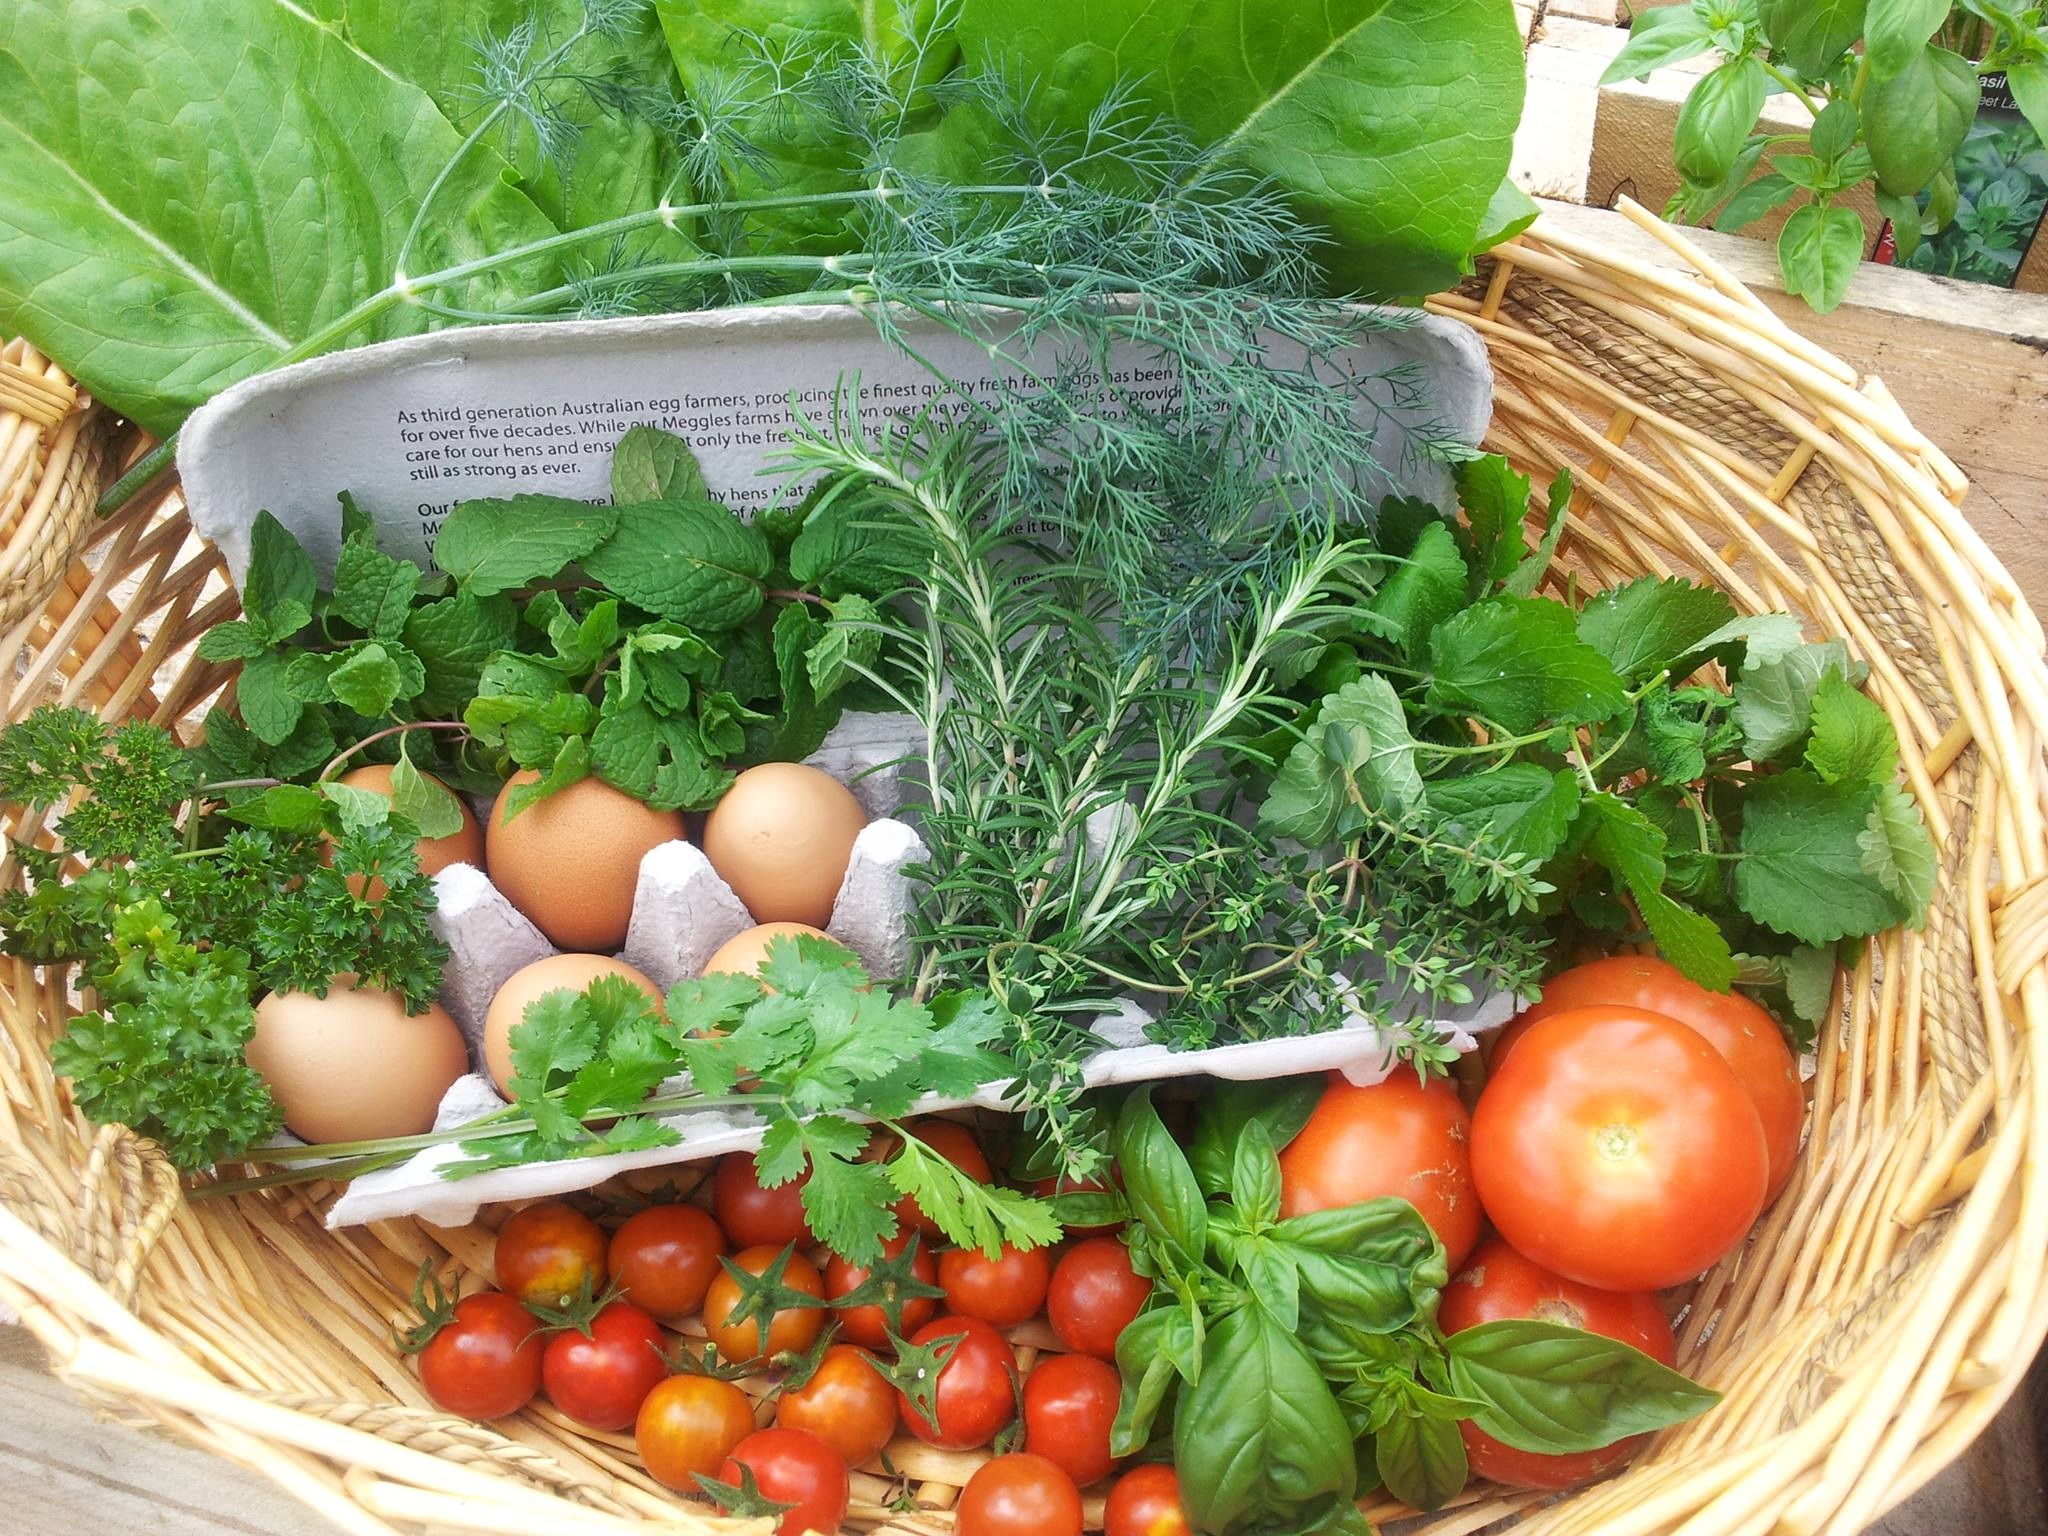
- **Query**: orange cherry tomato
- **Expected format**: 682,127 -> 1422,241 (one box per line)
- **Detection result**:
1105,1463 -> 1192,1536
494,1201 -> 607,1308
703,1245 -> 826,1366
775,1343 -> 899,1467
635,1374 -> 758,1492
824,1230 -> 939,1350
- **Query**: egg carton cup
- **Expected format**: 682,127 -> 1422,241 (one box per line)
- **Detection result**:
321,710 -> 1513,1228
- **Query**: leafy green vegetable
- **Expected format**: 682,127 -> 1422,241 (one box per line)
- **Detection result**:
578,500 -> 771,628
433,496 -> 621,597
1445,1319 -> 1721,1455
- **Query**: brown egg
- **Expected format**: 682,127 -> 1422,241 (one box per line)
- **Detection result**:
701,922 -> 840,983
246,981 -> 467,1145
700,763 -> 867,928
336,762 -> 484,893
483,953 -> 666,1097
486,770 -> 686,950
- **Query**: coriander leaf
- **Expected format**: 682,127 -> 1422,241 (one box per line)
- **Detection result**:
1806,670 -> 1899,788
610,425 -> 708,504
560,975 -> 680,1117
1858,782 -> 1937,926
331,529 -> 421,639
506,987 -> 598,1102
433,495 -> 620,596
1262,675 -> 1422,845
1426,765 -> 1580,866
1581,793 -> 1736,989
777,1117 -> 901,1263
242,511 -> 316,643
1738,771 -> 1912,944
1427,597 -> 1629,733
886,1135 -> 1062,1258
235,649 -> 303,745
1577,577 -> 1738,684
1452,455 -> 1533,591
1501,470 -> 1571,600
1365,519 -> 1468,652
1733,640 -> 1859,762
389,751 -> 465,841
579,500 -> 771,630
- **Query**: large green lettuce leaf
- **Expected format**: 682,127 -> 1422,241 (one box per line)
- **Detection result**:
954,0 -> 1526,297
0,0 -> 557,434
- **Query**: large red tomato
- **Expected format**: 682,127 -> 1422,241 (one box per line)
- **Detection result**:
1276,1073 -> 1481,1269
717,1427 -> 849,1536
1496,955 -> 1804,1201
634,1374 -> 758,1492
896,1316 -> 1018,1449
494,1202 -> 607,1308
609,1204 -> 727,1322
1046,1238 -> 1151,1360
413,1291 -> 544,1420
1022,1351 -> 1122,1486
540,1301 -> 668,1431
1440,1237 -> 1677,1489
775,1344 -> 898,1467
1470,1008 -> 1768,1291
958,1452 -> 1084,1536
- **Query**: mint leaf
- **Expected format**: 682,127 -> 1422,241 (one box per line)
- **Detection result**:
580,501 -> 770,631
1581,794 -> 1736,989
195,621 -> 267,663
319,779 -> 392,834
1738,771 -> 1909,943
807,594 -> 883,701
1675,612 -> 1806,677
326,640 -> 412,717
1261,675 -> 1422,845
1366,520 -> 1467,652
1577,577 -> 1738,684
751,602 -> 836,762
1805,670 -> 1898,788
1639,688 -> 1709,784
1733,640 -> 1859,762
404,591 -> 520,716
592,701 -> 663,799
331,530 -> 420,639
1426,765 -> 1580,865
1427,597 -> 1629,732
434,495 -> 620,596
389,752 -> 465,841
501,734 -> 593,823
1452,455 -> 1532,592
242,511 -> 316,644
236,649 -> 303,744
610,425 -> 707,504
788,490 -> 926,595
1782,943 -> 1838,1024
1859,783 -> 1936,926
1501,470 -> 1571,600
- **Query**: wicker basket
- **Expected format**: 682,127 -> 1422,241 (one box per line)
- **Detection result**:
2,203 -> 2045,1536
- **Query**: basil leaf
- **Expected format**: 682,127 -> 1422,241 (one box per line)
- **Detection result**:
1189,1076 -> 1322,1198
1761,0 -> 1865,78
1865,0 -> 1949,80
1112,1305 -> 1192,1456
1172,1304 -> 1357,1536
1601,5 -> 1714,83
1114,1088 -> 1206,1276
1715,172 -> 1801,234
1866,45 -> 1978,198
1232,1118 -> 1281,1229
1446,1319 -> 1719,1455
1374,1401 -> 1469,1512
1675,58 -> 1768,185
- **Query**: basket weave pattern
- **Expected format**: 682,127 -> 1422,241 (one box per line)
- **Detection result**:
1,207 -> 2044,1536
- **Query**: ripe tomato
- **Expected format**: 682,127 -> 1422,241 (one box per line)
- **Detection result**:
713,1153 -> 814,1250
1276,1072 -> 1481,1269
540,1301 -> 668,1431
1440,1237 -> 1677,1488
634,1373 -> 758,1492
1046,1237 -> 1151,1359
958,1452 -> 1084,1536
609,1204 -> 727,1322
775,1343 -> 898,1467
938,1242 -> 1052,1330
1022,1351 -> 1122,1485
1105,1464 -> 1192,1536
414,1291 -> 544,1420
704,1245 -> 827,1365
1497,955 -> 1804,1201
824,1230 -> 939,1349
896,1316 -> 1018,1449
1471,1007 -> 1769,1291
494,1202 -> 607,1308
865,1119 -> 993,1238
717,1427 -> 849,1536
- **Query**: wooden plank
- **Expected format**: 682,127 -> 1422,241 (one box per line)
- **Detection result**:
0,1327 -> 314,1536
1525,199 -> 2048,612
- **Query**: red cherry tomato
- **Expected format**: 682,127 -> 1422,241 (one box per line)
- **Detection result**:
938,1242 -> 1052,1330
1046,1237 -> 1151,1359
1497,955 -> 1805,1201
540,1301 -> 668,1431
494,1202 -> 607,1308
1105,1463 -> 1192,1536
414,1291 -> 544,1420
865,1119 -> 993,1238
634,1374 -> 758,1492
703,1245 -> 826,1365
1276,1072 -> 1481,1270
775,1343 -> 898,1467
717,1427 -> 850,1536
1022,1351 -> 1122,1486
824,1230 -> 939,1349
1440,1237 -> 1678,1488
714,1153 -> 814,1249
609,1204 -> 727,1321
958,1452 -> 1084,1536
1471,1007 -> 1769,1291
896,1316 -> 1018,1449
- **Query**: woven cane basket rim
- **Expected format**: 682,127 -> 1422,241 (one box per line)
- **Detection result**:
1,202 -> 2044,1536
